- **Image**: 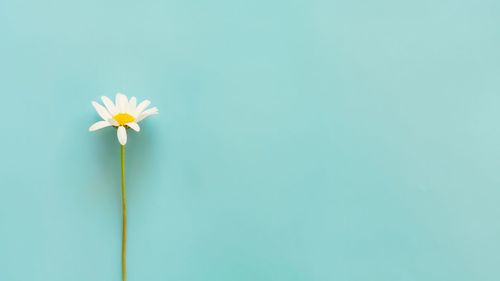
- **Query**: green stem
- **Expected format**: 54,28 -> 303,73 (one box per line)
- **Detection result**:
121,145 -> 127,281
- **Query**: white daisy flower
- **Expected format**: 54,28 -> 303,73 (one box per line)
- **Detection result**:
89,92 -> 158,145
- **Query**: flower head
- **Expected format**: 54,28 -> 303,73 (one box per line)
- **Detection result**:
89,93 -> 158,145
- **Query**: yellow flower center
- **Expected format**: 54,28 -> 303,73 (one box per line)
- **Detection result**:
113,113 -> 135,126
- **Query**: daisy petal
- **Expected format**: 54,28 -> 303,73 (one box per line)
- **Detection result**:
101,96 -> 118,116
129,97 -> 137,112
117,126 -> 127,145
126,122 -> 140,132
92,101 -> 112,120
134,99 -> 151,116
108,118 -> 119,126
116,93 -> 128,113
136,107 -> 158,122
89,120 -> 112,131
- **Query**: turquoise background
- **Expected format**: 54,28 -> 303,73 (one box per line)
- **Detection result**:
1,0 -> 500,280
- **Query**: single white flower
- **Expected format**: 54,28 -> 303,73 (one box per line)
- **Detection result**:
89,93 -> 158,145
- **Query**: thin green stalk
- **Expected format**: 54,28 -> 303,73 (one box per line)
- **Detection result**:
121,145 -> 127,281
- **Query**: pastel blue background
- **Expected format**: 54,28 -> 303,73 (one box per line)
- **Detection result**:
1,0 -> 500,280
